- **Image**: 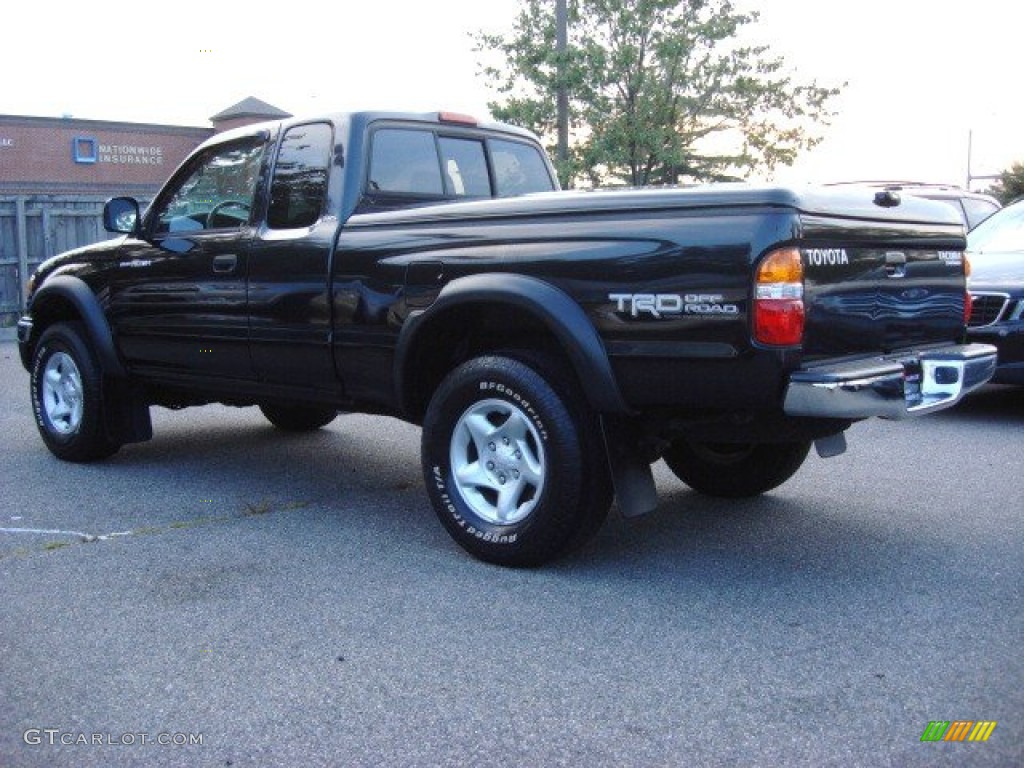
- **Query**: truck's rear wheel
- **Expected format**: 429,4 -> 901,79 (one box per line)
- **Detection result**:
421,353 -> 611,567
30,322 -> 120,462
663,440 -> 811,498
259,403 -> 337,432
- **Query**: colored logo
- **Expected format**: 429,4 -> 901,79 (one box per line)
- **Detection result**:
920,721 -> 997,742
72,136 -> 98,164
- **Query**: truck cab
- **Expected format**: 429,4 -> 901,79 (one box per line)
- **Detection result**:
87,113 -> 558,397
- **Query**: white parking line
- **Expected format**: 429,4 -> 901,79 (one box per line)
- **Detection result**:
0,527 -> 133,542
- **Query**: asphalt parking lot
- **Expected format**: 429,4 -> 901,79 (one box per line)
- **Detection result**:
0,339 -> 1021,767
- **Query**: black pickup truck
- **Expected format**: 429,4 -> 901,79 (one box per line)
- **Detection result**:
17,110 -> 998,565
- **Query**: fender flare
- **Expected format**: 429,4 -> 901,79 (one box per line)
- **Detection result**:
395,273 -> 630,417
28,275 -> 126,378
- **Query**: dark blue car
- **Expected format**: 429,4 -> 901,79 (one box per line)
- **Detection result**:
968,199 -> 1024,384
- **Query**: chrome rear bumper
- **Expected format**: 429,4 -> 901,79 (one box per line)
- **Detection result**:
784,343 -> 998,420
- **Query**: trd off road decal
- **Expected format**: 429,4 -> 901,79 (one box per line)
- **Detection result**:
609,293 -> 738,319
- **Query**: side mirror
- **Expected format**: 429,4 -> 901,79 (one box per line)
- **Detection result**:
103,197 -> 141,235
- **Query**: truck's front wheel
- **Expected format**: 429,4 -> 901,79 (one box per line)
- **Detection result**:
30,322 -> 120,462
421,354 -> 611,567
663,440 -> 811,498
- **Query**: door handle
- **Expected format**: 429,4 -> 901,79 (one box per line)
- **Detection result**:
885,264 -> 906,278
212,254 -> 238,273
884,251 -> 906,279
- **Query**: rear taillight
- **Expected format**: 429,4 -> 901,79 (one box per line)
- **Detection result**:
754,247 -> 804,346
964,255 -> 973,324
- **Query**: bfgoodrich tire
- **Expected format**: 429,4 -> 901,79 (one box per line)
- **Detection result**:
259,403 -> 337,432
421,353 -> 612,567
663,439 -> 811,498
30,322 -> 120,462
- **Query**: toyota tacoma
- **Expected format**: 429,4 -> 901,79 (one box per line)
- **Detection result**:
17,111 -> 998,565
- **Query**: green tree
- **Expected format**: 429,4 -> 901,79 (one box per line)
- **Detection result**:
476,0 -> 842,187
985,161 -> 1024,205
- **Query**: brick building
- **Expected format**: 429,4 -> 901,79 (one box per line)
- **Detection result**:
0,96 -> 290,196
0,97 -> 290,326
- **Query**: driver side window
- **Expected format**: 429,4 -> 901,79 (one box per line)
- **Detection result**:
153,141 -> 265,234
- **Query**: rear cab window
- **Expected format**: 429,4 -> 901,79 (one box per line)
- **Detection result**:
490,139 -> 554,198
362,123 -> 555,212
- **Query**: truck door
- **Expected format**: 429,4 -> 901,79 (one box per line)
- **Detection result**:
108,137 -> 266,379
247,122 -> 341,392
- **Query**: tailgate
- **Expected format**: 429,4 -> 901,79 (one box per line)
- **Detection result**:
796,197 -> 968,359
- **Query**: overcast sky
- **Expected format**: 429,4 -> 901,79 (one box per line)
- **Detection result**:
2,0 -> 1018,188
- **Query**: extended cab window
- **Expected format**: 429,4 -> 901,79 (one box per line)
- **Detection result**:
267,123 -> 332,229
153,140 -> 265,234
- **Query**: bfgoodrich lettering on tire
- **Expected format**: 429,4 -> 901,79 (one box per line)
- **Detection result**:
421,353 -> 611,566
30,322 -> 119,462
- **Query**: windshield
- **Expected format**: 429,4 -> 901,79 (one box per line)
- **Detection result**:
968,200 -> 1024,253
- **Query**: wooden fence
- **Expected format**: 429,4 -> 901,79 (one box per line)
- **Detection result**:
0,195 -> 146,327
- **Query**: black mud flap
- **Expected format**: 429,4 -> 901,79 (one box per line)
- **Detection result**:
600,416 -> 658,518
103,377 -> 153,445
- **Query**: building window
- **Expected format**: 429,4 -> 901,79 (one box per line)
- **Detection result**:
73,137 -> 98,164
